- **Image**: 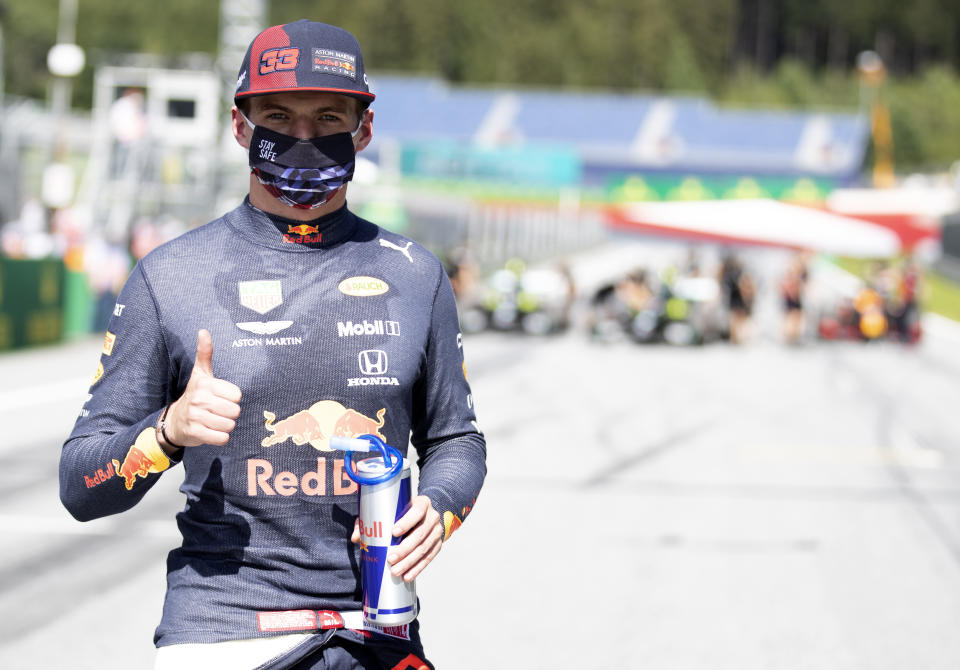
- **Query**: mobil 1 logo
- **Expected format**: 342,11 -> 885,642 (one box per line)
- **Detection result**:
337,319 -> 400,338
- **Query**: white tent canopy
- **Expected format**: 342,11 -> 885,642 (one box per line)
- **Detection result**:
609,198 -> 902,258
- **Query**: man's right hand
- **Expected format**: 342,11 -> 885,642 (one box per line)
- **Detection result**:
161,329 -> 242,449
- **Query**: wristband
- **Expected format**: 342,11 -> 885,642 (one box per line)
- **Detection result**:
157,406 -> 184,451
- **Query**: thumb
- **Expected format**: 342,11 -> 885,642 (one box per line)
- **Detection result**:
193,329 -> 214,378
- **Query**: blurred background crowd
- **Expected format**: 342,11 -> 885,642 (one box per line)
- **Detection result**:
1,0 -> 959,351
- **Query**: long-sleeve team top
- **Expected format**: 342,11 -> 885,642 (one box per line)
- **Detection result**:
59,200 -> 486,647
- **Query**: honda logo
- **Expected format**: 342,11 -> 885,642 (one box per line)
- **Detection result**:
358,350 -> 388,376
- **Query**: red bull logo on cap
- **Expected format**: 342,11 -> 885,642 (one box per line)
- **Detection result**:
262,400 -> 386,452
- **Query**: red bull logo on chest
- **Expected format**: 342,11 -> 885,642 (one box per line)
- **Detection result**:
252,400 -> 388,496
247,456 -> 358,496
262,400 -> 386,452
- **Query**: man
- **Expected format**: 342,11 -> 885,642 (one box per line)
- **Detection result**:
59,20 -> 486,670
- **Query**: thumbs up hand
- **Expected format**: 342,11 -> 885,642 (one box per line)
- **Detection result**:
160,330 -> 242,450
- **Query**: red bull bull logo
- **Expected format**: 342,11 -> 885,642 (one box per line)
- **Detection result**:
284,224 -> 322,245
443,511 -> 462,538
442,498 -> 476,540
112,446 -> 160,490
261,410 -> 322,447
108,428 -> 171,491
262,401 -> 386,451
252,401 -> 387,497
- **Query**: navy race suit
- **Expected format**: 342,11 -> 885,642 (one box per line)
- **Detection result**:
59,200 -> 486,654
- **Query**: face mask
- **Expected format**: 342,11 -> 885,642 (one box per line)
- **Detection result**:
242,112 -> 361,210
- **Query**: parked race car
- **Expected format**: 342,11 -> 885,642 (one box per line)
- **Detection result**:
816,286 -> 922,343
457,261 -> 575,335
588,268 -> 727,346
816,260 -> 923,344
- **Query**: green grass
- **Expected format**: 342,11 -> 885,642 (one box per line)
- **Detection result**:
923,272 -> 960,322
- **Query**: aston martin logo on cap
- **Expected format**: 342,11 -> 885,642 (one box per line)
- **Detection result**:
312,48 -> 357,80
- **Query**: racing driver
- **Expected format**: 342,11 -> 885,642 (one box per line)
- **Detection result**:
59,19 -> 486,670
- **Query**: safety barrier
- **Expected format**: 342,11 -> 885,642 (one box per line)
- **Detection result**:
0,257 -> 65,351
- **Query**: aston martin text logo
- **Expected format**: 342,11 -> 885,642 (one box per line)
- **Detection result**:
338,276 -> 388,297
233,318 -> 302,347
349,349 -> 398,386
239,280 -> 282,314
337,320 -> 400,337
312,48 -> 357,80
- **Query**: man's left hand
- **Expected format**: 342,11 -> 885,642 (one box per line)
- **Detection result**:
351,495 -> 443,582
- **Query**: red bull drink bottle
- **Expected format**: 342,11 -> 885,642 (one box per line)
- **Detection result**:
335,435 -> 419,626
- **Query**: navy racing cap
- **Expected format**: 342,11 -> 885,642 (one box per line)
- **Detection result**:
234,20 -> 375,104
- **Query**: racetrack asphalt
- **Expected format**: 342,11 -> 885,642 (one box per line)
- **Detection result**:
1,241 -> 959,669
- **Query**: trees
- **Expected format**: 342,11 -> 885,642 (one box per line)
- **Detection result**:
2,0 -> 958,170
2,0 -> 217,105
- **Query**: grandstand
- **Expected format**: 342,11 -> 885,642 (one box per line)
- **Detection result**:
365,74 -> 869,187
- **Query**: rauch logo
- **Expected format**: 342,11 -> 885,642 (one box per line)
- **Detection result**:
338,277 -> 388,297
